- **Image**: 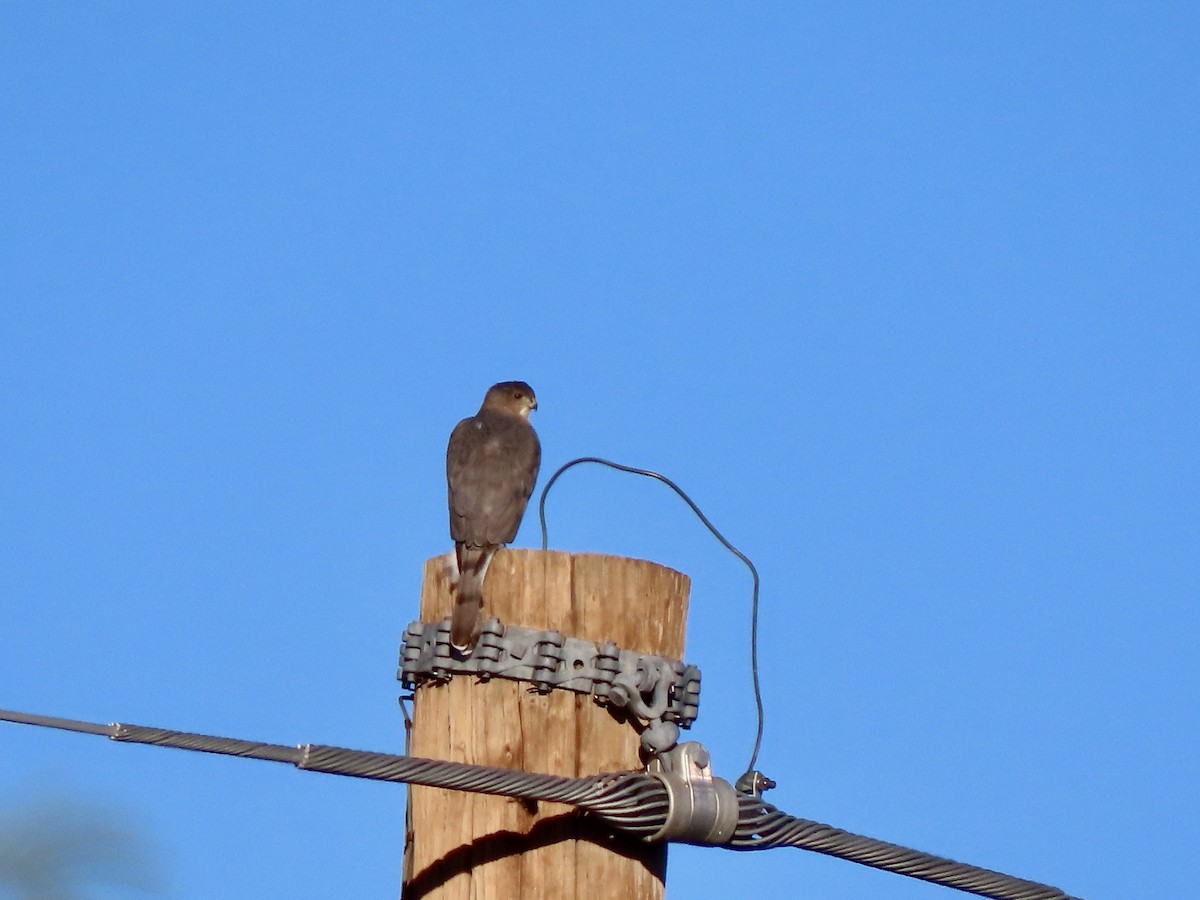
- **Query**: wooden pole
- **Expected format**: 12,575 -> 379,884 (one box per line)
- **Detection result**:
402,548 -> 690,900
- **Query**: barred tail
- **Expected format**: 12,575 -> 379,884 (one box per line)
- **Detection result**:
450,545 -> 493,649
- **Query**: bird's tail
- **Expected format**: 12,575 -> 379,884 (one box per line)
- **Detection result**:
450,545 -> 494,650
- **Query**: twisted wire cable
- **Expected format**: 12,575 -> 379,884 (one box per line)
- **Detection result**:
112,724 -> 301,763
0,708 -> 1080,899
732,793 -> 1081,900
296,745 -> 670,837
0,709 -> 668,839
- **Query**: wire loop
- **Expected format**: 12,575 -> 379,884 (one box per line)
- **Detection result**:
537,456 -> 766,784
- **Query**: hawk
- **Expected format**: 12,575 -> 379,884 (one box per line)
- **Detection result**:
446,381 -> 541,649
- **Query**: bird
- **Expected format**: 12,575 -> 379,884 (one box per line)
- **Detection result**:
445,381 -> 541,650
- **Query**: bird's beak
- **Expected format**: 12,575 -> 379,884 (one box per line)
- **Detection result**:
530,398 -> 538,411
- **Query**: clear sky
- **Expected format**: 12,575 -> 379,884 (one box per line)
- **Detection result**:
1,5 -> 1197,899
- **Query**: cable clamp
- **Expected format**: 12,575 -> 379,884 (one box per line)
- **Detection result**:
646,741 -> 739,845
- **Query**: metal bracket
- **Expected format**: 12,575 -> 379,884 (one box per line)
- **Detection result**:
399,617 -> 701,754
645,741 -> 739,845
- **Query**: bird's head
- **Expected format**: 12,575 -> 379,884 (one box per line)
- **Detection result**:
483,381 -> 538,418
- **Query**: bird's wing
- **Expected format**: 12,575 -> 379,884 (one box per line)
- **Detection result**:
447,413 -> 541,546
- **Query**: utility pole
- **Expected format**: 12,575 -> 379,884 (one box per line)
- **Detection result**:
402,548 -> 690,899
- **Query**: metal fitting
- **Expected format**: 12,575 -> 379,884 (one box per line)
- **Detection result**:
646,742 -> 739,845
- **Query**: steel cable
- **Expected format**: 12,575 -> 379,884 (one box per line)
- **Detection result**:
731,793 -> 1081,900
296,744 -> 670,838
0,708 -> 668,839
1,708 -> 1081,900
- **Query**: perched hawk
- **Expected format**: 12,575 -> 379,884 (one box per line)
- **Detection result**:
446,381 -> 541,649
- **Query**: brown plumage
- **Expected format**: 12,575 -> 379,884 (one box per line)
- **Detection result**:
446,381 -> 540,649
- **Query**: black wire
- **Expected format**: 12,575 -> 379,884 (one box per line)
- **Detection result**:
537,456 -> 765,783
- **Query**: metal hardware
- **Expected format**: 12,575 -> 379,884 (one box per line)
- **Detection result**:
399,617 -> 701,752
646,741 -> 739,845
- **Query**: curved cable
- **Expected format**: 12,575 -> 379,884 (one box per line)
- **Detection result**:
536,456 -> 765,783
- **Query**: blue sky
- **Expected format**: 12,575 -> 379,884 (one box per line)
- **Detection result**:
1,4 -> 1197,898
